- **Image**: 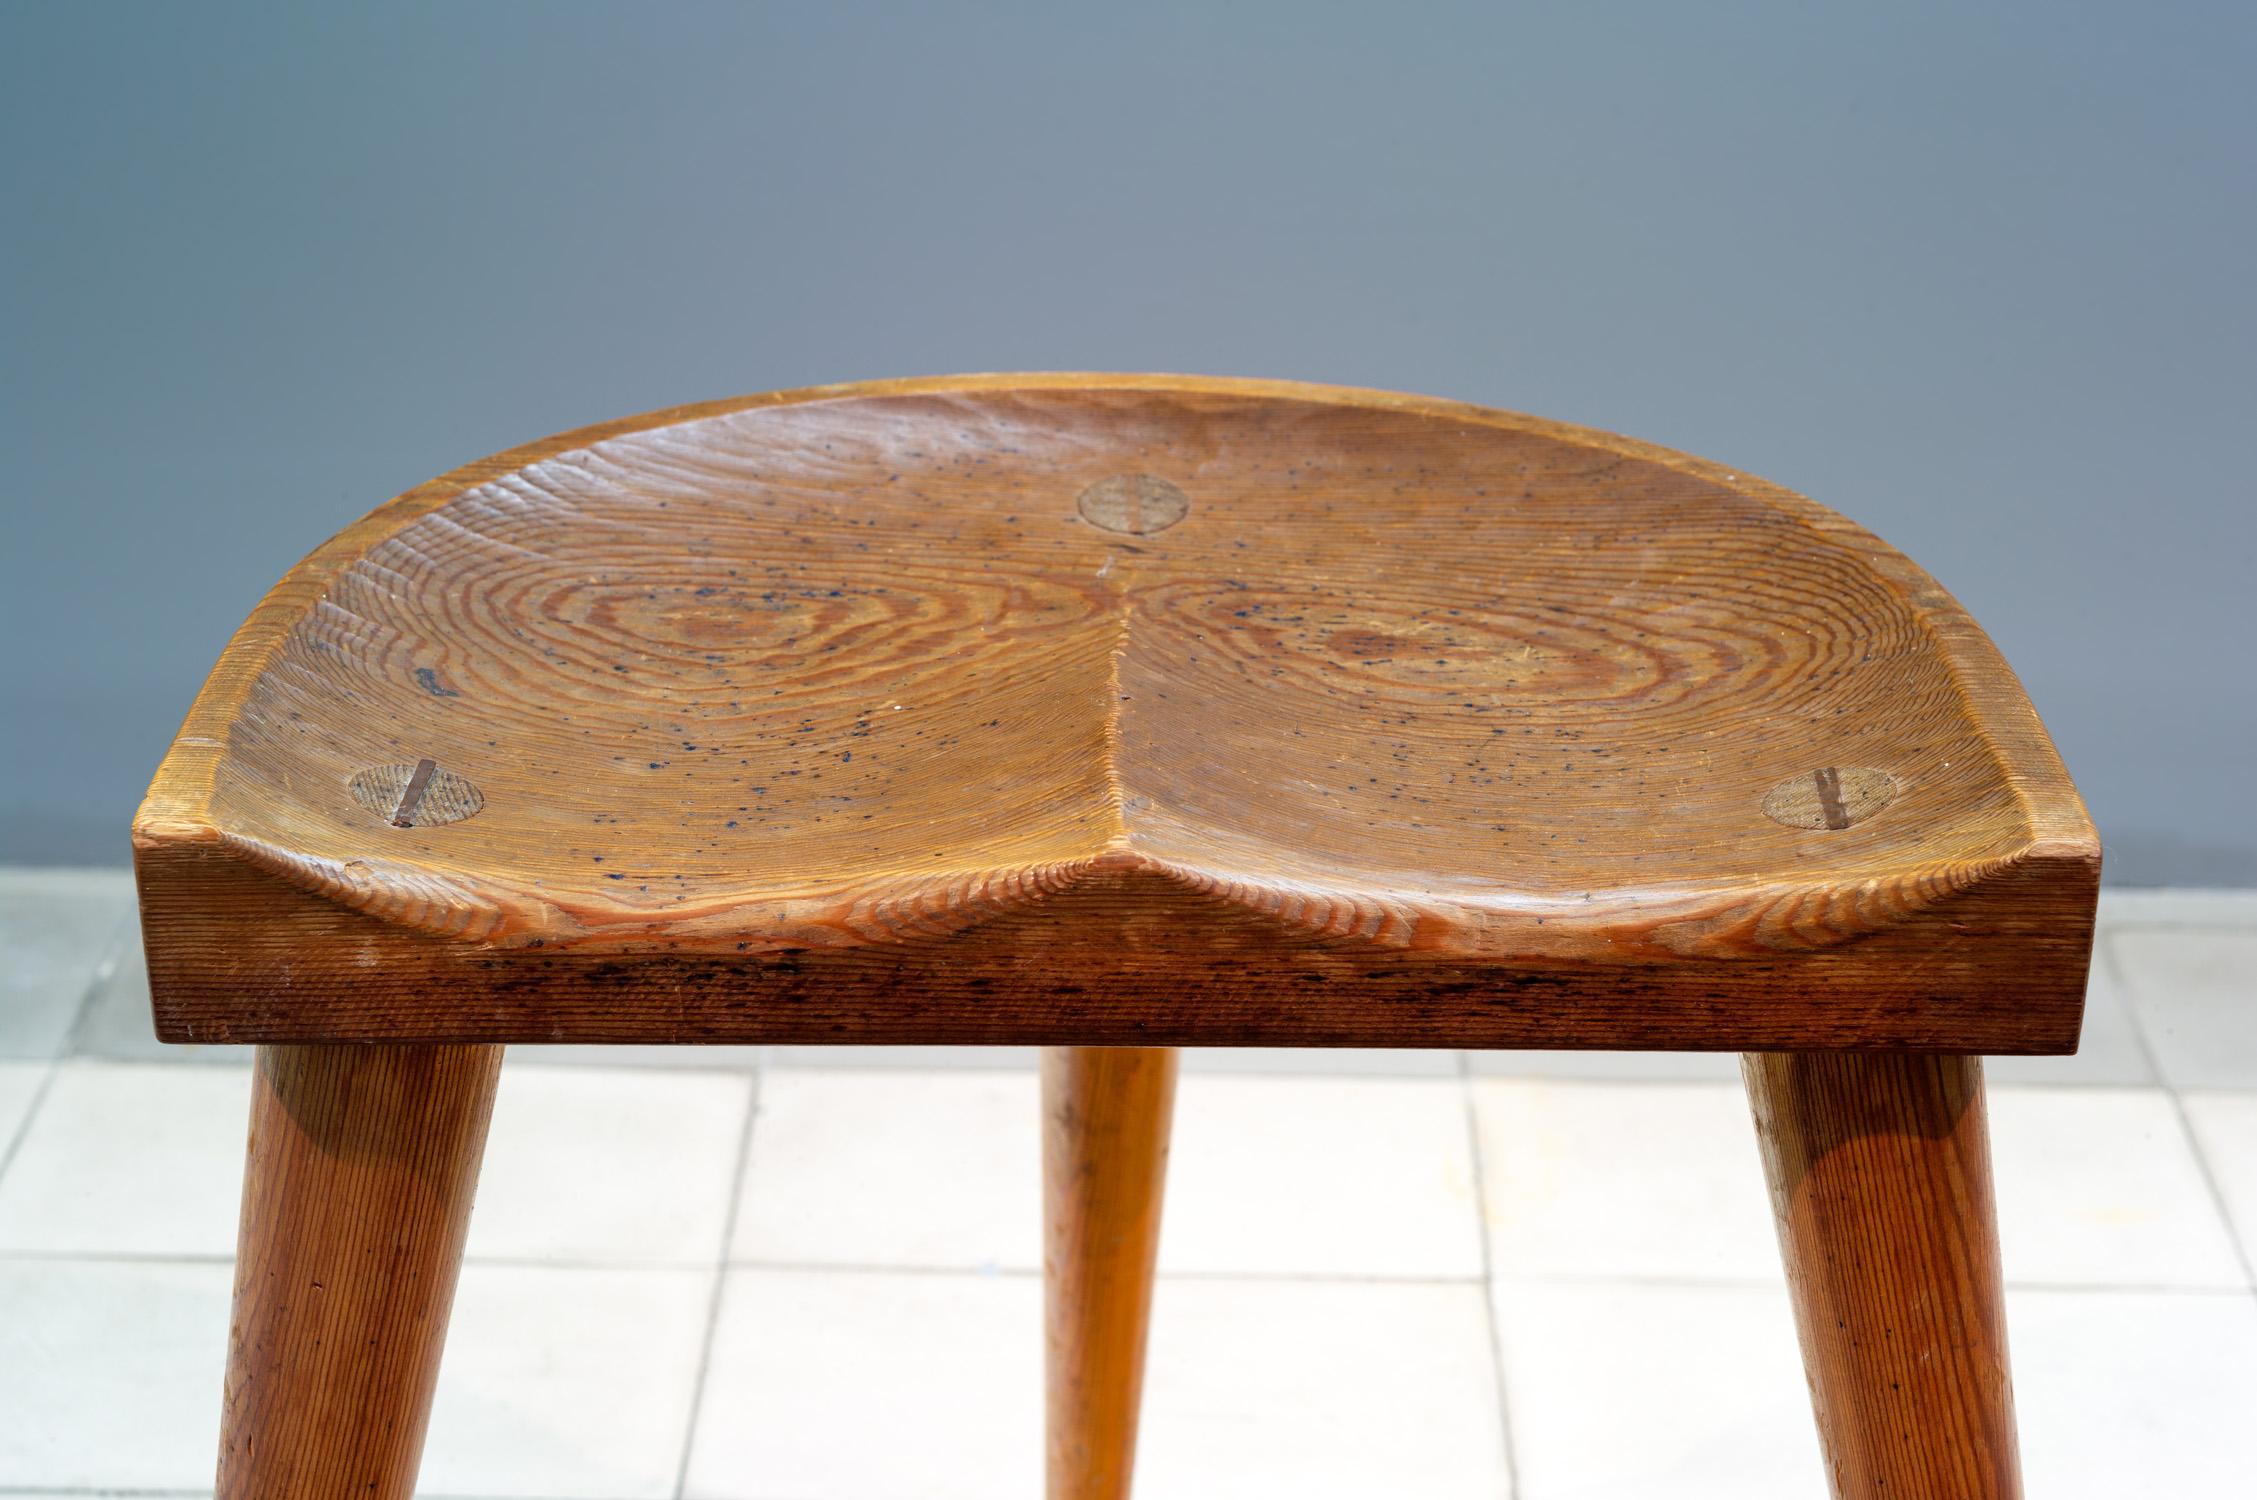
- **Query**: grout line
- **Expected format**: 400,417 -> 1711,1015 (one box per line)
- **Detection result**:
2175,1094 -> 2257,1304
1999,1279 -> 2257,1298
0,1248 -> 239,1266
1483,1272 -> 2257,1297
0,1491 -> 660,1500
45,1022 -> 2239,1096
0,1479 -> 209,1488
1967,1077 -> 2201,1095
2104,928 -> 2257,1288
2104,919 -> 2257,934
0,908 -> 124,1188
754,1059 -> 1471,1079
0,1060 -> 59,1201
1469,1264 -> 2257,1297
1457,1075 -> 1522,1496
2104,926 -> 2175,1087
2,1244 -> 2244,1298
57,903 -> 138,1060
2160,1122 -> 2257,1291
669,1064 -> 764,1500
2097,895 -> 2257,931
0,1247 -> 732,1272
714,1258 -> 1492,1284
711,1257 -> 2257,1299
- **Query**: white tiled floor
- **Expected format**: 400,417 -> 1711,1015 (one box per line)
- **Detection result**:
471,1066 -> 753,1266
2182,1092 -> 2257,1254
0,1258 -> 232,1491
732,1070 -> 1041,1271
2010,1288 -> 2257,1495
1158,1074 -> 1483,1279
1988,1087 -> 2246,1288
1493,1277 -> 1824,1500
427,1265 -> 712,1500
2114,928 -> 2257,1089
1137,1278 -> 1510,1500
688,1269 -> 1044,1500
0,1061 -> 45,1150
1471,1079 -> 1783,1281
0,870 -> 132,1061
0,1061 -> 251,1256
1,869 -> 2254,1497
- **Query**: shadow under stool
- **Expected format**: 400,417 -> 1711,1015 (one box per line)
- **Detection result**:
132,374 -> 2099,1500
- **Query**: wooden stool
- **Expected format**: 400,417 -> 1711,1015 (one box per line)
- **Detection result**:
133,375 -> 2097,1499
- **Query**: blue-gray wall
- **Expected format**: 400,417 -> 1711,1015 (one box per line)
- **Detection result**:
5,3 -> 2251,881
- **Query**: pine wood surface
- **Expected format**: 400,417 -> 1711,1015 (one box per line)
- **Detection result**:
1745,1052 -> 2020,1499
1043,1046 -> 1178,1500
217,1043 -> 502,1499
133,374 -> 2097,1047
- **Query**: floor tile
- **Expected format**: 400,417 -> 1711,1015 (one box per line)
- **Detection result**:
0,1061 -> 250,1256
2012,1287 -> 2257,1496
2113,928 -> 2257,1088
731,1069 -> 1039,1270
1986,940 -> 2156,1085
685,1268 -> 1042,1500
1161,1076 -> 1484,1278
2181,1091 -> 2257,1271
1472,1078 -> 2245,1291
766,1044 -> 1040,1070
70,936 -> 251,1065
423,1264 -> 712,1500
1140,1278 -> 1510,1500
1492,1277 -> 1822,1500
729,1071 -> 1485,1279
0,1256 -> 711,1499
468,1064 -> 752,1265
1467,1049 -> 1740,1081
0,1258 -> 230,1491
510,1041 -> 767,1070
1472,1080 -> 1780,1281
765,1044 -> 1465,1075
2099,887 -> 2257,929
0,1061 -> 764,1269
0,1060 -> 47,1158
0,868 -> 131,1059
1989,1087 -> 2246,1287
0,866 -> 127,898
1178,1046 -> 1464,1076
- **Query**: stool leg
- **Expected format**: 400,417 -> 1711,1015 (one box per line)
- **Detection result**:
1042,1046 -> 1178,1500
217,1043 -> 503,1500
1743,1052 -> 2020,1500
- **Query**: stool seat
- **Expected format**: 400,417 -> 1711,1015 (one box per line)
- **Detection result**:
133,374 -> 2096,1051
146,376 -> 2089,1500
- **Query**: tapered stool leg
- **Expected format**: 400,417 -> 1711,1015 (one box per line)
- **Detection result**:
1042,1046 -> 1178,1500
218,1043 -> 503,1500
1743,1052 -> 2020,1500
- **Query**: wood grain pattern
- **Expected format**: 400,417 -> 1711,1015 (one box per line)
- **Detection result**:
218,1043 -> 501,1500
1745,1052 -> 2019,1499
132,374 -> 2098,1047
1044,1046 -> 1178,1500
